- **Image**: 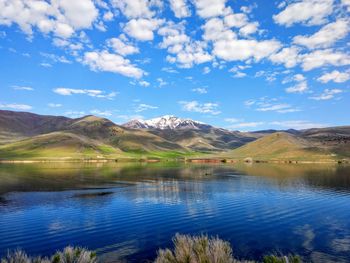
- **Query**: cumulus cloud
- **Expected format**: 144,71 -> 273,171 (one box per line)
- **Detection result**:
269,46 -> 300,68
0,103 -> 32,110
124,18 -> 164,41
106,35 -> 139,56
135,103 -> 158,112
179,100 -> 220,115
169,0 -> 191,18
300,49 -> 350,71
112,0 -> 158,18
317,70 -> 350,83
53,87 -> 117,99
285,74 -> 308,93
159,21 -> 212,67
270,47 -> 350,71
293,19 -> 350,49
0,0 -> 98,38
213,39 -> 281,62
82,50 -> 144,78
273,0 -> 334,26
193,0 -> 228,18
309,88 -> 343,100
139,80 -> 150,87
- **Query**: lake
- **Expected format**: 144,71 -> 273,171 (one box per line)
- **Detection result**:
0,163 -> 350,262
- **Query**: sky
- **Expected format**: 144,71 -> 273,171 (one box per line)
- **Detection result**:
0,0 -> 349,131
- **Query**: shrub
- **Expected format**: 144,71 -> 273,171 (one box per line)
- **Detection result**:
154,234 -> 235,263
1,247 -> 96,263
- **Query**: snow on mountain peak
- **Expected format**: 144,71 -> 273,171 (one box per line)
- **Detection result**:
123,115 -> 209,130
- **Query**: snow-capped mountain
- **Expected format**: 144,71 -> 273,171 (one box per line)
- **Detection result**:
123,115 -> 212,130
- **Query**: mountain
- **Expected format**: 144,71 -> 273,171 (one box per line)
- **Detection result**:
1,110 -> 349,161
123,115 -> 259,152
123,115 -> 212,130
228,131 -> 349,161
0,110 -> 187,159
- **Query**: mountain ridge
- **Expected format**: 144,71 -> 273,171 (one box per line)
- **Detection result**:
0,110 -> 349,161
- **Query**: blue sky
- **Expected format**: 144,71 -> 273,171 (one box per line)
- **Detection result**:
0,0 -> 349,131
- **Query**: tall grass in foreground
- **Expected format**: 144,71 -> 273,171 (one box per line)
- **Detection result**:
1,246 -> 96,263
1,235 -> 301,263
154,234 -> 301,263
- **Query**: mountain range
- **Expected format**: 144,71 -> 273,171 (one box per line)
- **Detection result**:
0,110 -> 349,162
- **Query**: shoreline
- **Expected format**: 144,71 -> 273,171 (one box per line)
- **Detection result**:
0,157 -> 348,164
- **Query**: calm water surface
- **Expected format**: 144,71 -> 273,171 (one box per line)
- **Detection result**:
0,163 -> 350,262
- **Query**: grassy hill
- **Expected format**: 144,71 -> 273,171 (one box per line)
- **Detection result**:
0,111 -> 189,160
150,127 -> 258,152
227,132 -> 338,162
0,110 -> 349,161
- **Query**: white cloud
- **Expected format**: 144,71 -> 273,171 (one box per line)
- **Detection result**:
300,49 -> 350,71
192,87 -> 208,94
317,70 -> 350,83
106,36 -> 139,56
273,0 -> 334,26
12,85 -> 33,91
203,66 -> 211,74
53,88 -> 117,99
169,0 -> 191,18
309,88 -> 343,100
48,103 -> 62,108
213,39 -> 281,62
239,22 -> 259,36
193,0 -> 228,18
82,50 -> 144,78
245,97 -> 300,113
270,120 -> 326,129
162,67 -> 179,73
269,46 -> 300,68
232,71 -> 247,78
257,103 -> 298,113
0,0 -> 98,38
0,103 -> 32,110
90,109 -> 112,116
224,118 -> 242,123
179,100 -> 220,115
139,80 -> 150,87
40,63 -> 52,68
135,103 -> 158,112
160,21 -> 212,68
229,121 -> 264,129
224,13 -> 248,28
157,78 -> 168,87
64,111 -> 86,118
40,52 -> 71,64
112,0 -> 157,18
286,80 -> 308,93
124,18 -> 164,41
293,19 -> 350,49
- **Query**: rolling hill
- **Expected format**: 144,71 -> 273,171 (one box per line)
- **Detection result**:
227,132 -> 348,162
0,110 -> 349,161
0,111 -> 188,160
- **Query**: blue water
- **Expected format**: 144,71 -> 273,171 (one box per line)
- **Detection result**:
0,163 -> 350,262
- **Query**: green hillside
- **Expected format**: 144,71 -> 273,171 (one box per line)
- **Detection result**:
228,132 -> 337,162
